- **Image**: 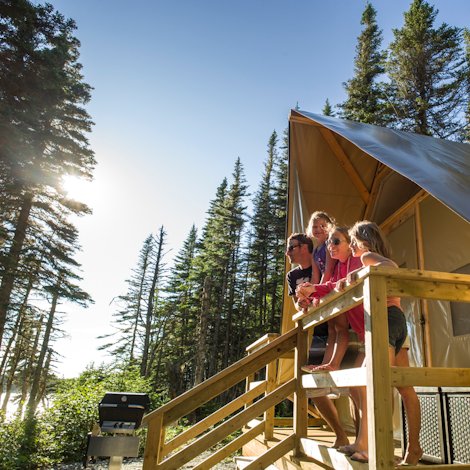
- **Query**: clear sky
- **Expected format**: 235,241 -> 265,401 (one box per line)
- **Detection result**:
44,0 -> 470,377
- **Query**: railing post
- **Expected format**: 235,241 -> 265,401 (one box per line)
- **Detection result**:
363,274 -> 395,469
293,320 -> 308,457
143,412 -> 165,470
264,354 -> 277,439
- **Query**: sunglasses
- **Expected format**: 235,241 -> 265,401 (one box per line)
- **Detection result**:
326,237 -> 344,246
287,243 -> 302,252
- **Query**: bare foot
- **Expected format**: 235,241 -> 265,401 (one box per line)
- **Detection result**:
332,437 -> 350,449
350,450 -> 369,463
337,444 -> 356,455
398,448 -> 423,466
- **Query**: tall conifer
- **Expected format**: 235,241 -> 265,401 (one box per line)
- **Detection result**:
339,2 -> 388,125
386,0 -> 466,138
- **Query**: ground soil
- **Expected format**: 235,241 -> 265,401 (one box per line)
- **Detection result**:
56,450 -> 236,469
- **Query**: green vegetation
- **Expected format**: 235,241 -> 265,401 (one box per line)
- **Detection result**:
1,0 -> 469,465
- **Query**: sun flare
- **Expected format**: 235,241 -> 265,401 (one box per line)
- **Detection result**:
61,175 -> 93,202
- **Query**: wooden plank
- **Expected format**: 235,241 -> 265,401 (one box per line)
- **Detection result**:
192,420 -> 265,470
243,434 -> 296,470
143,412 -> 164,470
301,367 -> 367,389
397,466 -> 470,470
156,379 -> 296,470
320,128 -> 370,204
246,333 -> 279,353
264,357 -> 277,439
363,164 -> 393,220
363,275 -> 395,469
386,277 -> 470,302
294,322 -> 309,457
299,437 -> 366,470
162,381 -> 266,457
142,328 -> 297,427
367,265 -> 470,284
390,367 -> 470,387
298,283 -> 365,331
380,189 -> 428,235
273,416 -> 324,427
415,202 -> 433,368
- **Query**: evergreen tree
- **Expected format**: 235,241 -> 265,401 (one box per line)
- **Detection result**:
339,2 -> 388,125
386,0 -> 466,138
322,99 -> 335,116
0,0 -> 95,347
461,28 -> 470,142
152,225 -> 199,396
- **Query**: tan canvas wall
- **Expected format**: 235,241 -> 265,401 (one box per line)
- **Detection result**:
420,197 -> 470,367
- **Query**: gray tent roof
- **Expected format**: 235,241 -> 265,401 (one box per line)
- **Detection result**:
292,110 -> 470,223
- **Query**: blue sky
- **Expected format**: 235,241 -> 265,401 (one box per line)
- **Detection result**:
44,0 -> 470,377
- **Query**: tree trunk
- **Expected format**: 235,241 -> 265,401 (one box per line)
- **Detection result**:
194,276 -> 211,386
0,192 -> 34,348
141,226 -> 165,377
27,283 -> 59,413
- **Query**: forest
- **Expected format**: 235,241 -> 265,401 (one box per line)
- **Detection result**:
0,0 -> 469,467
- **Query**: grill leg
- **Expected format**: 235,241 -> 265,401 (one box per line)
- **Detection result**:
108,456 -> 123,470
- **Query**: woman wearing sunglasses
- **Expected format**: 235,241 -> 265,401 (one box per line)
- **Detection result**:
296,227 -> 365,374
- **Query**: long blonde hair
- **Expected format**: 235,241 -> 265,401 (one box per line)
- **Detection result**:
349,220 -> 391,258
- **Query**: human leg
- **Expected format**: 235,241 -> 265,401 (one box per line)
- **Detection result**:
393,348 -> 422,466
312,396 -> 350,448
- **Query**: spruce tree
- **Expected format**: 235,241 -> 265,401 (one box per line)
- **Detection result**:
322,99 -> 335,117
339,2 -> 388,125
386,0 -> 466,138
0,0 -> 95,346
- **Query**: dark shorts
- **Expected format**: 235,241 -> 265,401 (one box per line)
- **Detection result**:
388,305 -> 407,354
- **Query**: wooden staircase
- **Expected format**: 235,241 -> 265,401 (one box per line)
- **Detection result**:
141,266 -> 470,470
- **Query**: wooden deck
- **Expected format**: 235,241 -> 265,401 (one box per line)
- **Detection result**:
241,423 -> 413,470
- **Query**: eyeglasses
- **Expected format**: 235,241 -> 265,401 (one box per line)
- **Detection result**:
326,237 -> 344,246
287,243 -> 302,252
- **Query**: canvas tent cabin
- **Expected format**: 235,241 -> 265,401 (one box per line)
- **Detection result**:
283,109 -> 470,369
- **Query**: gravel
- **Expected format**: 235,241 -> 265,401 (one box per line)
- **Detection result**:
55,450 -> 236,469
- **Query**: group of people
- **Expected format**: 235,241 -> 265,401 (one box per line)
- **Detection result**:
285,211 -> 422,466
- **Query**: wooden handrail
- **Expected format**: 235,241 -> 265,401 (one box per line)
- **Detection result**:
161,380 -> 267,458
245,332 -> 279,353
155,379 -> 296,470
142,328 -> 297,427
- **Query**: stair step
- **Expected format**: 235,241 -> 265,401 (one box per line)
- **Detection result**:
299,437 -> 368,469
235,456 -> 278,469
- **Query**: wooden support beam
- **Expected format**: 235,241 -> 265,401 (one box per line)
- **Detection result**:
302,367 -> 367,389
242,435 -> 296,470
142,328 -> 297,427
156,379 -> 296,470
295,283 -> 364,330
390,367 -> 470,387
192,420 -> 265,470
162,381 -> 266,457
320,128 -> 370,204
379,189 -> 428,235
364,275 -> 395,469
293,321 -> 309,458
143,412 -> 165,470
363,164 -> 393,220
386,277 -> 470,302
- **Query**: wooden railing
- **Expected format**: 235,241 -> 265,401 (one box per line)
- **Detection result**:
142,266 -> 470,470
293,265 -> 470,470
141,329 -> 297,469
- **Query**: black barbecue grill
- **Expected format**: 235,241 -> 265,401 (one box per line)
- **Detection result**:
99,392 -> 150,433
84,392 -> 150,469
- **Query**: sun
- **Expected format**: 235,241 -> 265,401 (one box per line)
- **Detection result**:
61,175 -> 93,202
